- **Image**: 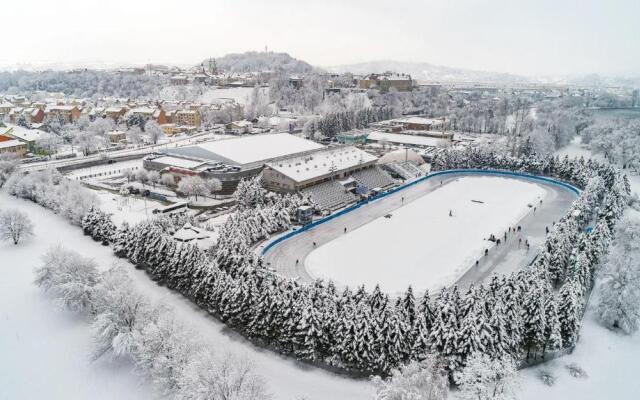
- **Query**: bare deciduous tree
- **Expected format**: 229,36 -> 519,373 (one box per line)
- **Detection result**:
0,208 -> 34,245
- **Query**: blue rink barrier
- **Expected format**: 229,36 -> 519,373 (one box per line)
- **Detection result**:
261,168 -> 581,256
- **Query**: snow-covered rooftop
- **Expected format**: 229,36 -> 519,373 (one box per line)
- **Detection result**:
131,107 -> 156,114
173,224 -> 211,242
194,133 -> 323,166
0,139 -> 24,149
152,155 -> 206,170
267,146 -> 377,183
6,124 -> 49,142
367,131 -> 445,148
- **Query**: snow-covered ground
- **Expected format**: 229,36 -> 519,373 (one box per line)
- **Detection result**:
505,139 -> 640,400
515,305 -> 640,400
0,193 -> 154,400
0,190 -> 373,400
306,176 -> 545,295
66,159 -> 143,180
199,86 -> 267,105
94,189 -> 165,225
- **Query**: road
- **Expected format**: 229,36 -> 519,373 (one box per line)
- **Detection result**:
17,131 -> 227,173
262,173 -> 577,292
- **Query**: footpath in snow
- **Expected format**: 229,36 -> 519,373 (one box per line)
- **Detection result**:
306,176 -> 545,295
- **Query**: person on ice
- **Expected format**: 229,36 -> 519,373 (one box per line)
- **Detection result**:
449,209 -> 452,217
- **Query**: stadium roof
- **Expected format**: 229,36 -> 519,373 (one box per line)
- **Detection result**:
162,133 -> 323,168
266,146 -> 377,183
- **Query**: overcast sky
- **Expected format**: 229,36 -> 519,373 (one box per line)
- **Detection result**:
2,0 -> 638,77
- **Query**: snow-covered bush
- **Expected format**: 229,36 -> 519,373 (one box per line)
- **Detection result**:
0,152 -> 20,187
372,355 -> 449,400
176,352 -> 268,400
0,208 -> 34,245
178,176 -> 210,201
565,362 -> 588,379
133,306 -> 199,394
597,215 -> 640,334
454,353 -> 520,400
91,265 -> 151,360
33,246 -> 100,314
34,246 -> 268,399
537,369 -> 556,386
5,169 -> 97,225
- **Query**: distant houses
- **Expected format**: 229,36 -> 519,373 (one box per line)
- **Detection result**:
358,72 -> 413,92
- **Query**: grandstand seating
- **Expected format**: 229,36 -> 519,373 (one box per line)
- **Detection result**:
301,180 -> 358,211
383,161 -> 423,181
400,161 -> 424,177
351,166 -> 396,190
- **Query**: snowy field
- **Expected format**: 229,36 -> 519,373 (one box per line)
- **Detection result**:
0,190 -> 372,400
0,192 -> 155,400
306,176 -> 545,295
94,189 -> 165,225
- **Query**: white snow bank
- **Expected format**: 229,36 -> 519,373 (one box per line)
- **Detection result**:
306,176 -> 545,295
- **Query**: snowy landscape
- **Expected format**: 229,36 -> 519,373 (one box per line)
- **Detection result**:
2,1 -> 640,400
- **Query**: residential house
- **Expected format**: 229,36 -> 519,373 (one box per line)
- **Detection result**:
173,110 -> 201,127
0,134 -> 27,157
4,124 -> 50,152
105,106 -> 128,122
0,101 -> 14,118
225,120 -> 253,134
160,123 -> 183,136
47,105 -> 81,123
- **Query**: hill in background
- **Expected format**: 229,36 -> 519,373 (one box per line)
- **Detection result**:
203,51 -> 315,74
328,60 -> 531,84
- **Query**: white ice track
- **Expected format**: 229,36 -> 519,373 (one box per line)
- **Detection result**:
305,176 -> 546,295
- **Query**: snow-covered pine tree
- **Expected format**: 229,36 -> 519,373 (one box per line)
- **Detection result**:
543,295 -> 563,356
557,280 -> 584,349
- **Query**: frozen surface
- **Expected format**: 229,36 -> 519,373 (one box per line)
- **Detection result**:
306,176 -> 545,295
